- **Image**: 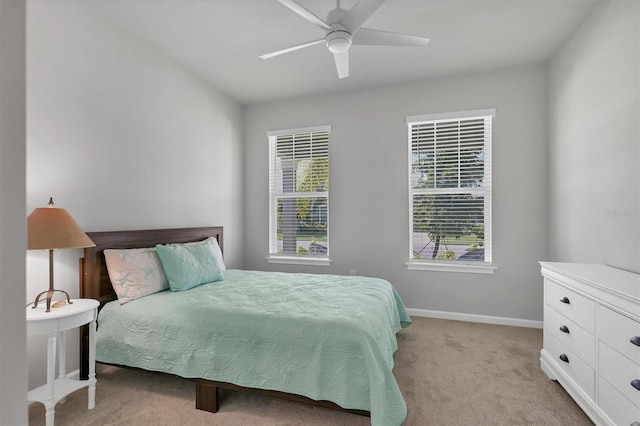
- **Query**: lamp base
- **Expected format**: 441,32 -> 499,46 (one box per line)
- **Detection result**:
32,288 -> 73,313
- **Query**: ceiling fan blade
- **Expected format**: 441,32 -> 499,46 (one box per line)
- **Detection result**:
340,0 -> 386,33
260,39 -> 325,60
278,0 -> 332,31
333,51 -> 349,79
352,28 -> 430,47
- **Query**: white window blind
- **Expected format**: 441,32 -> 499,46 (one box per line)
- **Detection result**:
268,126 -> 330,261
407,109 -> 494,269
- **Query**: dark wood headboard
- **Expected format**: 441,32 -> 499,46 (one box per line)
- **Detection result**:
79,226 -> 223,308
79,226 -> 223,378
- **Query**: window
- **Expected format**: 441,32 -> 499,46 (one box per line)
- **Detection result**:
267,126 -> 331,266
406,109 -> 495,274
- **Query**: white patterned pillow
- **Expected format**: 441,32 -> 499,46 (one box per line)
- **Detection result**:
104,247 -> 169,304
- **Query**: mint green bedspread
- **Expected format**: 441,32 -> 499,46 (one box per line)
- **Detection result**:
96,269 -> 411,425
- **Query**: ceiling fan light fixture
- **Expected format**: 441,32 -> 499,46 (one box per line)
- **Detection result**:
326,30 -> 352,54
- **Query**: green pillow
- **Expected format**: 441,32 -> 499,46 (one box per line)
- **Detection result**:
156,240 -> 224,292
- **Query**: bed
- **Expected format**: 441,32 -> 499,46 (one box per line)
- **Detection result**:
79,227 -> 411,426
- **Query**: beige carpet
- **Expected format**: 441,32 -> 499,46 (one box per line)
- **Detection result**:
29,317 -> 593,425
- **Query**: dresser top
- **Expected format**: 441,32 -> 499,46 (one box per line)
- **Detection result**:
540,262 -> 640,303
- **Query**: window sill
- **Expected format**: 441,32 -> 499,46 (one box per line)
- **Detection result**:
266,256 -> 332,267
406,261 -> 497,274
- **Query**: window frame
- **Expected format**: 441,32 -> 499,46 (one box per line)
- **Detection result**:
405,109 -> 496,274
266,125 -> 332,266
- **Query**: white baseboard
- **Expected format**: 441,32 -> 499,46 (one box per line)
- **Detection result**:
406,307 -> 543,329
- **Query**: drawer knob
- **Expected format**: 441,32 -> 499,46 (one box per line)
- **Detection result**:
559,354 -> 569,363
559,297 -> 570,304
632,379 -> 640,391
559,325 -> 570,334
631,336 -> 640,347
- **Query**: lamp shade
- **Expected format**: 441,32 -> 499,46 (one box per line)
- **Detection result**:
27,206 -> 95,250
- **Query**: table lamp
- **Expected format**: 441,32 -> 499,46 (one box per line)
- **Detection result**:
27,198 -> 95,312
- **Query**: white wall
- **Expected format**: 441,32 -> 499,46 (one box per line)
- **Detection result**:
26,2 -> 244,389
548,0 -> 640,273
244,65 -> 549,322
0,1 -> 27,423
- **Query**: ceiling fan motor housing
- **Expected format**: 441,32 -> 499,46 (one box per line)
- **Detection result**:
325,6 -> 351,54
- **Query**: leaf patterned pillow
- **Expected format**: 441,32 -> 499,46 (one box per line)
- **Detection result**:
104,247 -> 169,304
181,237 -> 226,272
155,239 -> 224,292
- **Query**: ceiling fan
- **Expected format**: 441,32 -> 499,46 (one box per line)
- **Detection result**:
260,0 -> 430,79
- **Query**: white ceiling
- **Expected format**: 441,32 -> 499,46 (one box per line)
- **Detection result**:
80,0 -> 600,105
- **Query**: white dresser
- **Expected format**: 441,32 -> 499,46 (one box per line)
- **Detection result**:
540,262 -> 640,426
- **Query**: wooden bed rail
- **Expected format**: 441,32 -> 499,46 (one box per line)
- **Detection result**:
194,380 -> 370,417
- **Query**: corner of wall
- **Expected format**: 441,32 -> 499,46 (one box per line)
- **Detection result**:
0,1 -> 28,424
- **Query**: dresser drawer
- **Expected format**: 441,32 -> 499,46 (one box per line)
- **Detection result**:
545,278 -> 595,332
545,304 -> 595,367
597,304 -> 640,365
598,377 -> 640,426
544,329 -> 595,399
599,341 -> 640,409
